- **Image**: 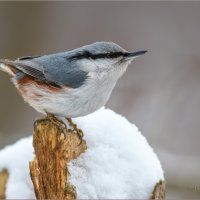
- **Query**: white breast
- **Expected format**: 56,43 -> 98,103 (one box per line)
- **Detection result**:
12,62 -> 127,118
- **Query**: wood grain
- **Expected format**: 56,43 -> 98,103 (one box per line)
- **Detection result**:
29,118 -> 87,200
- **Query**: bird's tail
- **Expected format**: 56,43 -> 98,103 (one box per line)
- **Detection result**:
0,59 -> 17,76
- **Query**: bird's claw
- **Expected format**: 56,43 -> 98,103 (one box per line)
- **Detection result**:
46,113 -> 67,132
66,117 -> 84,145
34,117 -> 47,128
76,129 -> 83,146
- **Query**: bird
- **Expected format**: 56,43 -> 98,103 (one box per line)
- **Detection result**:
0,42 -> 147,136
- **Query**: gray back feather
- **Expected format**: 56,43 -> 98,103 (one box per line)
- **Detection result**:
33,55 -> 88,88
10,53 -> 88,88
8,42 -> 124,88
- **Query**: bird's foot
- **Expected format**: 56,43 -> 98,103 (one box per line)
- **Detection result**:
46,112 -> 67,131
66,117 -> 83,145
34,113 -> 66,131
34,117 -> 47,128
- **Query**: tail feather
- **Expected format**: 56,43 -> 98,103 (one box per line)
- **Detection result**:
0,59 -> 17,76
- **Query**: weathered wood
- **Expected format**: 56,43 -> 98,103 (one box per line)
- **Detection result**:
0,169 -> 9,199
151,180 -> 166,200
29,118 -> 87,200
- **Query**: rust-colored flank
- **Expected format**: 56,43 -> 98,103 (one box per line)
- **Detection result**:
18,75 -> 62,93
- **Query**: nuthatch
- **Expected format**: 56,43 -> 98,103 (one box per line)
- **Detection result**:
0,42 -> 147,132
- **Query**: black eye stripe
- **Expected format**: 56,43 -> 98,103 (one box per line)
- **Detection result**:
69,51 -> 125,60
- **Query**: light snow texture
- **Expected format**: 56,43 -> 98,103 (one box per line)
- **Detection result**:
0,107 -> 164,199
0,137 -> 35,199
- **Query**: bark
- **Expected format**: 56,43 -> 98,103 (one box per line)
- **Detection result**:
151,180 -> 166,200
29,118 -> 87,200
0,169 -> 9,199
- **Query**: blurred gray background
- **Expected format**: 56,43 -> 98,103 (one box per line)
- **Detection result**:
0,2 -> 200,199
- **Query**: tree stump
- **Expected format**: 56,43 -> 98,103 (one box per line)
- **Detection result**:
0,169 -> 9,199
151,180 -> 166,200
29,118 -> 87,200
0,118 -> 166,200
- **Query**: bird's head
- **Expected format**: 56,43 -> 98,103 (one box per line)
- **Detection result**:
68,42 -> 147,79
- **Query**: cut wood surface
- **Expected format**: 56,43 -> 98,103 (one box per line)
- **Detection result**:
29,118 -> 87,200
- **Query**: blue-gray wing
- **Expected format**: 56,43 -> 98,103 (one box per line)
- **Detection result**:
3,53 -> 88,88
0,57 -> 46,81
33,55 -> 88,88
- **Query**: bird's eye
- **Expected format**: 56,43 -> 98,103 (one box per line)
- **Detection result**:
106,53 -> 111,58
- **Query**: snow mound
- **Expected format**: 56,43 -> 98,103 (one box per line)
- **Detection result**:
0,137 -> 35,199
0,107 -> 164,199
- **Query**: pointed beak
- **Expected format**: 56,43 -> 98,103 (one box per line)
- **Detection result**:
124,50 -> 148,60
